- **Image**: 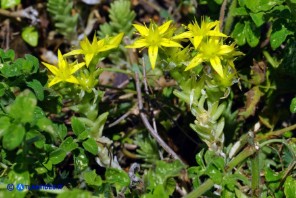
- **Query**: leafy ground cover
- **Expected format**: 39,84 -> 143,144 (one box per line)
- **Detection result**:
0,0 -> 296,197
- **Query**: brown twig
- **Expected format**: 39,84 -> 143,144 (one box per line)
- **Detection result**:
219,0 -> 228,32
135,71 -> 185,164
0,6 -> 39,24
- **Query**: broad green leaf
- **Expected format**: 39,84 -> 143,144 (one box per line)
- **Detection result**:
77,131 -> 89,141
83,170 -> 102,187
0,83 -> 7,97
232,7 -> 248,16
1,0 -> 20,9
35,167 -> 48,174
270,26 -> 293,50
82,138 -> 98,155
25,130 -> 45,149
49,148 -> 67,165
0,48 -> 15,61
290,97 -> 296,113
0,116 -> 10,137
2,124 -> 25,150
284,176 -> 296,198
8,169 -> 30,185
245,0 -> 284,13
22,26 -> 39,47
245,21 -> 260,47
24,54 -> 39,73
71,117 -> 86,136
250,12 -> 265,27
73,148 -> 88,174
57,189 -> 92,198
26,80 -> 44,101
105,168 -> 130,188
36,117 -> 56,137
6,90 -> 36,123
231,22 -> 246,46
60,137 -> 78,153
57,124 -> 68,140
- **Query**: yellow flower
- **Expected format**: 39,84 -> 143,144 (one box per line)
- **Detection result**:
126,20 -> 182,69
65,33 -> 124,66
185,38 -> 237,78
42,50 -> 85,87
173,19 -> 227,49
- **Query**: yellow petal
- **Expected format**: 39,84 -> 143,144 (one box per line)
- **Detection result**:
133,24 -> 149,36
92,35 -> 98,48
158,20 -> 172,35
48,77 -> 62,87
193,36 -> 203,49
185,55 -> 203,71
172,31 -> 193,40
80,37 -> 91,51
57,50 -> 64,68
160,38 -> 182,48
65,75 -> 79,84
70,62 -> 86,74
108,32 -> 124,46
218,45 -> 234,55
125,39 -> 148,48
85,53 -> 94,67
210,56 -> 224,77
42,62 -> 58,75
148,46 -> 158,69
63,49 -> 83,57
207,30 -> 228,37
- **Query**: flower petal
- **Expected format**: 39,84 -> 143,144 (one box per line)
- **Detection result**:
218,45 -> 234,55
42,62 -> 59,75
160,38 -> 182,48
48,77 -> 62,87
65,75 -> 80,84
133,24 -> 149,36
158,20 -> 172,35
80,37 -> 91,51
57,50 -> 64,68
63,49 -> 83,57
207,30 -> 228,37
148,46 -> 158,69
85,53 -> 94,67
70,62 -> 86,74
125,39 -> 148,49
210,56 -> 224,77
172,31 -> 193,40
185,54 -> 203,71
108,32 -> 124,46
193,36 -> 203,49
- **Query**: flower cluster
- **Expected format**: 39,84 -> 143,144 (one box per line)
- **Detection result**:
127,18 -> 243,78
42,33 -> 124,88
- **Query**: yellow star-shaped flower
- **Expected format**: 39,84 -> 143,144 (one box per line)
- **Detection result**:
185,38 -> 237,78
64,33 -> 124,66
126,20 -> 182,69
42,50 -> 85,87
173,19 -> 227,49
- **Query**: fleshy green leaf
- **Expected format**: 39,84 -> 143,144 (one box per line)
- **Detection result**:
49,148 -> 67,164
26,80 -> 44,101
6,90 -> 36,123
82,138 -> 98,155
231,22 -> 246,46
250,12 -> 265,27
60,137 -> 78,153
290,97 -> 296,113
270,26 -> 293,50
105,168 -> 130,188
83,170 -> 102,187
73,148 -> 89,174
57,189 -> 92,198
1,0 -> 20,9
245,21 -> 260,47
21,26 -> 39,47
0,116 -> 10,137
71,117 -> 86,136
284,176 -> 296,198
2,124 -> 25,150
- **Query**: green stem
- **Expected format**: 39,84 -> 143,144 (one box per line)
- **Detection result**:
257,123 -> 296,141
224,0 -> 237,35
251,151 -> 260,197
226,146 -> 257,171
263,50 -> 279,68
184,179 -> 215,198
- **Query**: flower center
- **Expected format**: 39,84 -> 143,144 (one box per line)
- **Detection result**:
146,26 -> 160,46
